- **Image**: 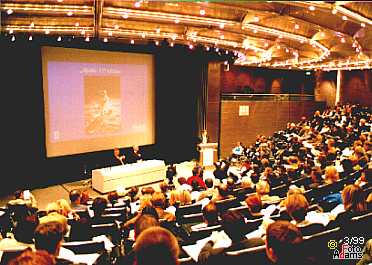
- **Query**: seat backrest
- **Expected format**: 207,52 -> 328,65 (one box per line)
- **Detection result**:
0,248 -> 27,265
225,245 -> 269,265
269,184 -> 288,198
178,213 -> 204,225
90,222 -> 119,243
215,197 -> 240,213
176,204 -> 202,217
298,223 -> 327,236
302,227 -> 341,262
62,240 -> 105,254
189,225 -> 222,242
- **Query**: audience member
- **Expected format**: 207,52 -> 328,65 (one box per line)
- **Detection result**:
8,250 -> 56,265
134,227 -> 179,265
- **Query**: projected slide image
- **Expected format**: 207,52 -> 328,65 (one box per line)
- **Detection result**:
84,76 -> 121,135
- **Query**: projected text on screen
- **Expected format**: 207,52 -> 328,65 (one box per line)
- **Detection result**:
42,47 -> 155,157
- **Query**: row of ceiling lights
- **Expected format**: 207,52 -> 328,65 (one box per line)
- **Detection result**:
2,1 -> 371,70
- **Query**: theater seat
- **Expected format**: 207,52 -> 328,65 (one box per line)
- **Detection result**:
225,245 -> 270,265
62,240 -> 105,254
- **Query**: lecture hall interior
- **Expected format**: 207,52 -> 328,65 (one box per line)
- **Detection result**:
0,1 -> 371,265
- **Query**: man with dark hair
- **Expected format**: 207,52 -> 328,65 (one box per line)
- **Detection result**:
186,168 -> 206,189
197,178 -> 215,201
68,190 -> 87,211
34,222 -> 76,264
265,220 -> 305,264
134,227 -> 179,265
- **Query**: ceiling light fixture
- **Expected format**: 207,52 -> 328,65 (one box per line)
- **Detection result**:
200,9 -> 206,16
67,11 -> 73,16
103,38 -> 108,42
131,39 -> 134,44
7,9 -> 14,15
57,36 -> 62,41
309,6 -> 315,11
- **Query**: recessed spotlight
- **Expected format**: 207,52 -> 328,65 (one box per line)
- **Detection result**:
45,29 -> 50,34
122,13 -> 129,19
342,15 -> 347,20
200,9 -> 206,16
134,2 -> 141,8
361,23 -> 365,28
253,29 -> 258,34
75,22 -> 80,27
306,71 -> 311,75
108,31 -> 113,36
103,38 -> 108,42
174,19 -> 180,24
30,22 -> 35,27
225,50 -> 229,54
67,11 -> 73,16
57,36 -> 62,41
7,9 -> 14,15
215,47 -> 219,52
29,35 -> 33,41
141,33 -> 146,38
170,42 -> 174,47
85,36 -> 90,42
253,16 -> 259,22
189,44 -> 194,49
219,23 -> 224,29
285,48 -> 289,53
131,39 -> 134,44
294,24 -> 300,30
206,46 -> 210,51
309,6 -> 315,11
155,40 -> 159,46
331,9 -> 337,15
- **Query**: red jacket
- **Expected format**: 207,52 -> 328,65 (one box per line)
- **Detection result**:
186,175 -> 206,189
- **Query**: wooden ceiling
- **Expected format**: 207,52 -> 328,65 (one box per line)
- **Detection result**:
1,1 -> 371,70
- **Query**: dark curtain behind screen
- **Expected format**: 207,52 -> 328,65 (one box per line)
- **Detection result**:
1,40 -> 208,194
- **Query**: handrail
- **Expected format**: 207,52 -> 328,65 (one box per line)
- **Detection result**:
221,93 -> 315,101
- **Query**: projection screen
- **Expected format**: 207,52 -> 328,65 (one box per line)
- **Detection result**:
42,46 -> 155,157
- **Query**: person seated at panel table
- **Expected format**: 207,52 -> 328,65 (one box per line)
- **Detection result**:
126,145 -> 143,164
113,147 -> 126,165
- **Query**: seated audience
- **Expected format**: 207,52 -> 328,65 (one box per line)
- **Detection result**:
8,250 -> 56,265
191,202 -> 219,230
8,189 -> 38,209
34,222 -> 76,264
151,192 -> 176,222
68,189 -> 87,211
0,211 -> 39,251
197,178 -> 215,201
198,211 -> 264,263
323,165 -> 340,184
134,227 -> 179,265
265,220 -> 309,264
